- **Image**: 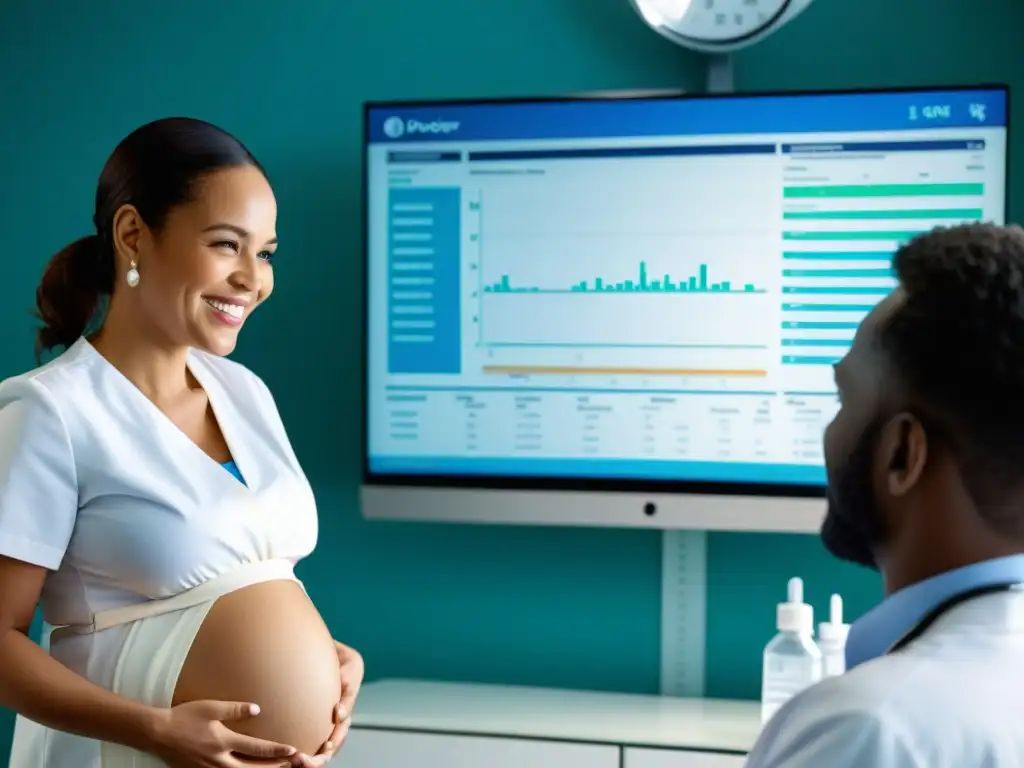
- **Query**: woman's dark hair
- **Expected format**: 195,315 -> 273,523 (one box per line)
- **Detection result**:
35,117 -> 265,359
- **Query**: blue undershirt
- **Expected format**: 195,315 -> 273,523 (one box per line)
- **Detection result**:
221,460 -> 246,485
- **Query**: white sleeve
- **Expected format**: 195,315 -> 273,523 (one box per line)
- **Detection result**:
0,378 -> 78,570
744,699 -> 920,768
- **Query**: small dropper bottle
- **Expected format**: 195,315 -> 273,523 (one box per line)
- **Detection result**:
818,593 -> 850,678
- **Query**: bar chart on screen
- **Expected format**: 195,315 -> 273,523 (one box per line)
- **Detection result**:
469,168 -> 780,360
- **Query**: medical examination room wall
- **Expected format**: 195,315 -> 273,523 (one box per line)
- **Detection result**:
0,0 -> 1020,757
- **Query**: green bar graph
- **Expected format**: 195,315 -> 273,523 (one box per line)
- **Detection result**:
782,251 -> 893,261
783,183 -> 984,198
783,208 -> 984,221
783,268 -> 893,278
783,230 -> 924,241
482,261 -> 766,294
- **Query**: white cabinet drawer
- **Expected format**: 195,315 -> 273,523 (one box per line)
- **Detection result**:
624,746 -> 747,768
342,728 -> 621,768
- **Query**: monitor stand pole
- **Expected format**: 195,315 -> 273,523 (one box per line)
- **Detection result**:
706,53 -> 735,95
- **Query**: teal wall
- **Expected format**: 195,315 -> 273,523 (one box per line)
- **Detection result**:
1,0 -> 1020,758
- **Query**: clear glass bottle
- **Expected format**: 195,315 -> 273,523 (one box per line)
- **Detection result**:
761,577 -> 823,724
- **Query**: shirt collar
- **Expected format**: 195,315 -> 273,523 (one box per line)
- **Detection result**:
846,554 -> 1024,669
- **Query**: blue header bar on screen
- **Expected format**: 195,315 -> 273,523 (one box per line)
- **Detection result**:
366,89 -> 1007,144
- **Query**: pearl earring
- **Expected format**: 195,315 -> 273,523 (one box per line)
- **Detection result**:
126,260 -> 140,288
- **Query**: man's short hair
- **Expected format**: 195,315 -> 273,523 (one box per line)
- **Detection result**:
879,223 -> 1024,530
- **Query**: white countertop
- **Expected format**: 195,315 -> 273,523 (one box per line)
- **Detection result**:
353,679 -> 763,753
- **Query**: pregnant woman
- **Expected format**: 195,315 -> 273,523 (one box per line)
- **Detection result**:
0,118 -> 364,766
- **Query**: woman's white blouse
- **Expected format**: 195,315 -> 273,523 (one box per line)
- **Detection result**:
0,336 -> 318,767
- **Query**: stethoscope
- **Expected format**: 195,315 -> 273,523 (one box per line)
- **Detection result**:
887,581 -> 1024,653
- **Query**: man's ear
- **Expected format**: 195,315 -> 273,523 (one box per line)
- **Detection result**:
878,412 -> 928,496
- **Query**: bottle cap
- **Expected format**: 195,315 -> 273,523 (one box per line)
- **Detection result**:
818,593 -> 850,644
777,576 -> 814,634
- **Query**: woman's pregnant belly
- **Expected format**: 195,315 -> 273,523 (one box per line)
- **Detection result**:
171,580 -> 341,756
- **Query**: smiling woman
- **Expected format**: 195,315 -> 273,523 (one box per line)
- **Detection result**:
196,217 -> 278,327
97,159 -> 279,358
0,118 -> 360,768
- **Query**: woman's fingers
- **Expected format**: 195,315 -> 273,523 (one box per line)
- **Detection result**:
323,716 -> 344,749
208,700 -> 263,723
224,757 -> 294,768
333,718 -> 352,746
293,753 -> 331,767
226,730 -> 300,760
338,687 -> 358,718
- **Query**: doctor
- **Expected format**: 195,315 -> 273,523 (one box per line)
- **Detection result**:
745,222 -> 1024,767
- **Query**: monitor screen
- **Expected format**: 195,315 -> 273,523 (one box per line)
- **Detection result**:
363,86 -> 1008,495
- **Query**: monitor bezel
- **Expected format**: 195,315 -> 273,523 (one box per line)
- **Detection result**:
360,83 -> 1011,502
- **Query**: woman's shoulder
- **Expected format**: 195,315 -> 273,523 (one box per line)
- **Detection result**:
0,339 -> 96,413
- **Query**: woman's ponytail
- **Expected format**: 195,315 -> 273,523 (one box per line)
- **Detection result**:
34,234 -> 113,360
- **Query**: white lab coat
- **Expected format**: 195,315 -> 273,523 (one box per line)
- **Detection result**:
745,588 -> 1024,767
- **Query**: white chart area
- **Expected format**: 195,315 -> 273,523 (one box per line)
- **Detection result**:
476,158 -> 780,359
365,121 -> 1007,483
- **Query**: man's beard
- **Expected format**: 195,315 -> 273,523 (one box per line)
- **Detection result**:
821,418 -> 887,570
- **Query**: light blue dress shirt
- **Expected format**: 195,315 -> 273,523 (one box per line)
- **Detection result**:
845,554 -> 1024,668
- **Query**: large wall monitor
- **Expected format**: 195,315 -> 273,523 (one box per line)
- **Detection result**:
362,85 -> 1009,532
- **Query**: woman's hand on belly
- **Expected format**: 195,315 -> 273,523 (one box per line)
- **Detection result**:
306,642 -> 366,764
150,699 -> 299,767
